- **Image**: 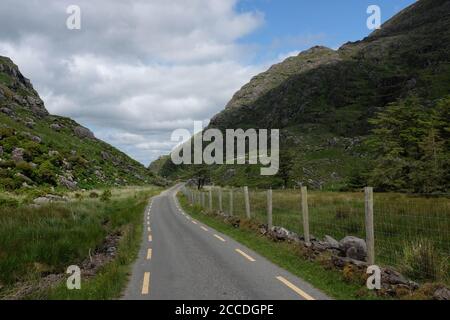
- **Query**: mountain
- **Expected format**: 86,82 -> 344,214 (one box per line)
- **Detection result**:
0,56 -> 161,191
151,0 -> 450,190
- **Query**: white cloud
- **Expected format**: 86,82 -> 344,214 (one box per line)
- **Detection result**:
0,0 -> 265,165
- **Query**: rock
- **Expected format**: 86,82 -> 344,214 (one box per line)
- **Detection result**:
25,121 -> 35,129
50,123 -> 62,131
324,235 -> 340,249
11,147 -> 25,162
58,176 -> 77,190
339,236 -> 367,261
0,107 -> 13,116
33,197 -> 51,205
100,151 -> 110,160
381,267 -> 409,286
433,287 -> 450,300
31,135 -> 41,143
48,150 -> 59,157
16,173 -> 33,184
33,194 -> 68,205
269,226 -> 301,242
74,126 -> 95,139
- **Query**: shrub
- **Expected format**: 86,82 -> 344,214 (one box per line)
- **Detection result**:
0,177 -> 22,191
15,161 -> 33,176
0,127 -> 15,139
0,195 -> 19,207
89,192 -> 99,198
100,189 -> 112,202
35,161 -> 57,185
401,238 -> 448,282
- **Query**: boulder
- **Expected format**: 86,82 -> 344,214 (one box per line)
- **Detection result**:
269,226 -> 301,242
11,147 -> 25,162
324,235 -> 340,249
433,287 -> 450,300
58,176 -> 77,190
74,126 -> 95,139
100,151 -> 110,160
31,135 -> 41,143
50,123 -> 62,131
339,236 -> 367,261
48,150 -> 59,157
33,194 -> 68,205
0,107 -> 13,116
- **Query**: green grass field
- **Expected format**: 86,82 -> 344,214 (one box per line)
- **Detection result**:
196,188 -> 450,285
0,186 -> 161,299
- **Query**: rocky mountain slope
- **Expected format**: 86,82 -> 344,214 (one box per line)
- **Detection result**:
152,0 -> 450,190
0,56 -> 161,191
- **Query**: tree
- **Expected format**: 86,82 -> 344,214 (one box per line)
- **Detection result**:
366,95 -> 448,193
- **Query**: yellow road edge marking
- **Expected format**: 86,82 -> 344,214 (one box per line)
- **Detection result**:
141,272 -> 150,295
147,227 -> 151,232
192,221 -> 198,225
214,234 -> 226,242
146,248 -> 152,260
200,226 -> 208,232
276,276 -> 315,300
148,235 -> 152,242
235,249 -> 256,262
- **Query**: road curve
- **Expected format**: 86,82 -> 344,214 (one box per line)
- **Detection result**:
123,185 -> 330,300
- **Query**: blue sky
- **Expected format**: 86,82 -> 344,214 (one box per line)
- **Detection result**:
237,0 -> 417,63
0,0 -> 417,165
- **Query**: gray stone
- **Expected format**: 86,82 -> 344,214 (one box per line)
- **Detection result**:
269,226 -> 301,242
50,123 -> 62,131
433,287 -> 450,300
31,135 -> 41,143
48,150 -> 59,157
74,126 -> 95,139
0,107 -> 13,116
339,236 -> 367,261
12,147 -> 25,162
58,176 -> 77,190
324,235 -> 340,249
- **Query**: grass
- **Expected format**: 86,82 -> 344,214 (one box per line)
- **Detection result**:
0,186 -> 162,299
177,193 -> 380,300
195,188 -> 450,285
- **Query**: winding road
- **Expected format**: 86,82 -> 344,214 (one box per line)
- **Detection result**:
123,185 -> 329,300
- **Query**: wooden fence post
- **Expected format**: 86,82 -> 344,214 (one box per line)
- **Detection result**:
365,187 -> 375,265
229,189 -> 233,216
209,189 -> 213,211
244,186 -> 251,219
267,189 -> 273,229
219,188 -> 223,212
201,192 -> 205,208
301,186 -> 310,245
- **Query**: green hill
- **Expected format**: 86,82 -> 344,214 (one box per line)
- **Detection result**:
151,0 -> 450,192
0,56 -> 162,192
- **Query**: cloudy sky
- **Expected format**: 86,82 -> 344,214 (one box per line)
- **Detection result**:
0,0 -> 415,165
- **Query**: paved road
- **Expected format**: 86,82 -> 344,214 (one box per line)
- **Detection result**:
123,185 -> 330,300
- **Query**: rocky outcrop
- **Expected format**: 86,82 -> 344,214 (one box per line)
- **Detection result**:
74,126 -> 95,139
339,236 -> 367,261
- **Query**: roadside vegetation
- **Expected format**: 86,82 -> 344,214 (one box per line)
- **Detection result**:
0,186 -> 161,300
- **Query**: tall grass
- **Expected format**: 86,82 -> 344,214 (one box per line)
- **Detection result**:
195,188 -> 450,284
0,186 -> 160,298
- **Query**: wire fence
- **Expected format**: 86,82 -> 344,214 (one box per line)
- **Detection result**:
182,186 -> 450,285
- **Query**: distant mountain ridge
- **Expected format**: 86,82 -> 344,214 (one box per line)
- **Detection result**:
152,0 -> 450,190
0,56 -> 162,191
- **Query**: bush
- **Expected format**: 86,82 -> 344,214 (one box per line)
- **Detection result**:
35,161 -> 57,185
0,127 -> 15,139
100,190 -> 112,202
15,161 -> 34,176
0,177 -> 22,191
0,195 -> 19,207
401,238 -> 448,282
89,192 -> 99,198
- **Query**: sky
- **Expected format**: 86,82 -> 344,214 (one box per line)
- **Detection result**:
0,0 -> 416,165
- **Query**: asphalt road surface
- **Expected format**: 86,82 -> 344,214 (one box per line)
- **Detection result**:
123,185 -> 330,300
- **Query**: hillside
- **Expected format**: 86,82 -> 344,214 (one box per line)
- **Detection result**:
152,0 -> 450,191
0,56 -> 161,191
